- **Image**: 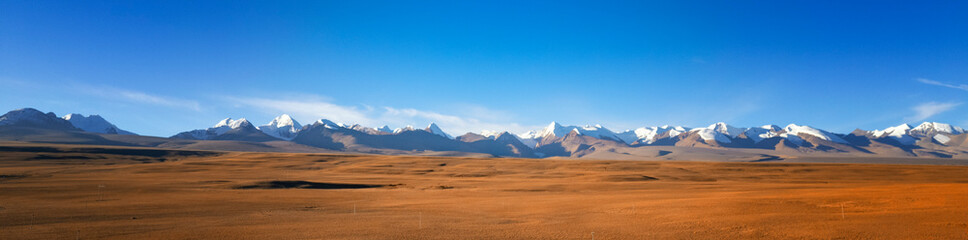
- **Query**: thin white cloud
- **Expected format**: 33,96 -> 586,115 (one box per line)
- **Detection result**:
226,95 -> 539,136
382,107 -> 464,126
918,78 -> 968,91
380,107 -> 537,135
75,84 -> 202,111
452,103 -> 516,122
117,90 -> 201,111
227,97 -> 372,126
906,102 -> 961,122
0,78 -> 32,87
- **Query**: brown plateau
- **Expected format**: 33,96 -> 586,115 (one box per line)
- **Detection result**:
2,142 -> 968,239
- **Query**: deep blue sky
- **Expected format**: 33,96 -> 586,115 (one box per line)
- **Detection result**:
3,1 -> 968,136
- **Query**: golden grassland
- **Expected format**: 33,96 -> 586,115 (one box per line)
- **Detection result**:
2,143 -> 968,239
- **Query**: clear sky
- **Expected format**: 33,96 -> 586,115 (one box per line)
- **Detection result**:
2,1 -> 968,137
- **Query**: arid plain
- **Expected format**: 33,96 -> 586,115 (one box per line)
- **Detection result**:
2,142 -> 968,239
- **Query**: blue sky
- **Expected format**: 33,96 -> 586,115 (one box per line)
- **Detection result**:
2,1 -> 968,137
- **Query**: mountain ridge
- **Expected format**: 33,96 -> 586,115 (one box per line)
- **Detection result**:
4,107 -> 968,160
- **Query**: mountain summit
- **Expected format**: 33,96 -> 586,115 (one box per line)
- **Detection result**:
425,123 -> 452,139
258,114 -> 302,140
172,118 -> 278,142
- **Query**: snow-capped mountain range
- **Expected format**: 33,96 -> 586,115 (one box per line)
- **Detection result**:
513,122 -> 850,148
2,107 -> 968,159
158,112 -> 968,156
869,122 -> 964,145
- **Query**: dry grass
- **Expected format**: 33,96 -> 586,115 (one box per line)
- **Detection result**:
2,143 -> 968,239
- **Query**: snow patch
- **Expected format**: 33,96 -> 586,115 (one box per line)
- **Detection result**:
934,134 -> 951,145
693,128 -> 731,143
781,133 -> 805,146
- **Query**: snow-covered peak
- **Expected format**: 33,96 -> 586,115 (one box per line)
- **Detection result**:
871,123 -> 912,138
663,126 -> 689,137
376,125 -> 392,133
480,130 -> 503,138
313,119 -> 340,129
912,122 -> 964,135
258,114 -> 303,140
693,128 -> 732,143
425,123 -> 452,139
514,130 -> 540,148
866,122 -> 964,145
759,125 -> 782,131
629,127 -> 660,144
213,118 -> 231,128
577,124 -> 619,138
517,130 -> 540,139
683,123 -> 746,143
743,125 -> 781,143
61,113 -> 135,135
570,128 -> 581,135
62,113 -> 85,121
477,130 -> 519,142
622,125 -> 690,144
267,114 -> 300,129
707,122 -> 745,137
516,122 -> 633,143
533,122 -> 624,141
537,122 -> 568,138
632,127 -> 658,139
393,125 -> 418,134
867,123 -> 918,145
208,118 -> 252,135
784,124 -> 847,144
213,118 -> 251,129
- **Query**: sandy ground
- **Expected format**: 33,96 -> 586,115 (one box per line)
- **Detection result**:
2,143 -> 968,239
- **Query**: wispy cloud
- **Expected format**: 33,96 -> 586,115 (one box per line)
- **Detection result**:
117,91 -> 202,111
227,97 -> 372,126
382,107 -> 464,126
918,78 -> 968,91
75,84 -> 202,111
906,102 -> 961,122
0,78 -> 33,87
380,107 -> 538,135
227,95 -> 539,136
